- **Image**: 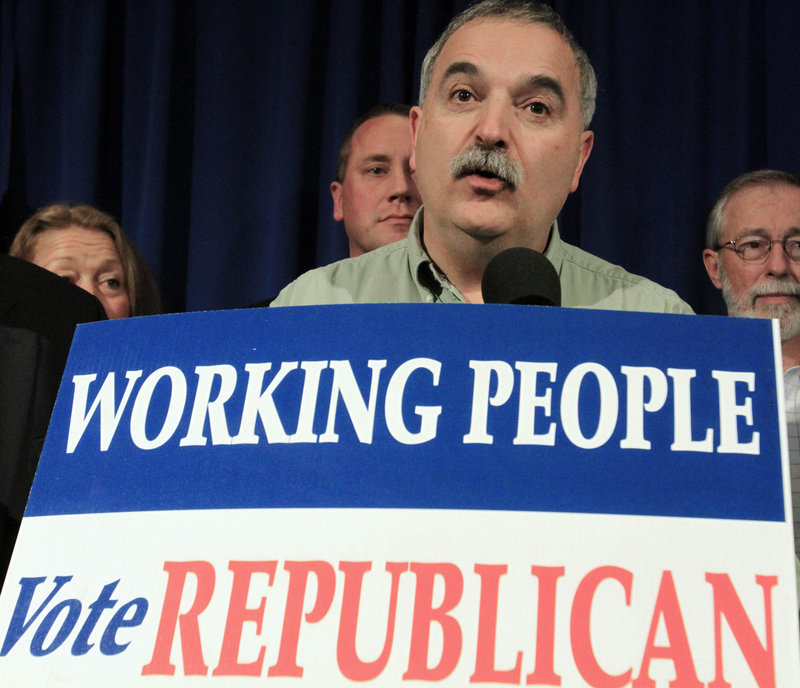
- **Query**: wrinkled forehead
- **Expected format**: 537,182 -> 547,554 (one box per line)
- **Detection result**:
432,18 -> 581,98
723,184 -> 800,237
35,222 -> 110,238
32,224 -> 118,255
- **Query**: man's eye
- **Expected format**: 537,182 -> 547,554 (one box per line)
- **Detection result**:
452,89 -> 473,102
368,167 -> 387,175
527,101 -> 549,115
740,239 -> 766,250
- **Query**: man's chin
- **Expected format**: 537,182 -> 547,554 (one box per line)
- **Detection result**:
720,280 -> 800,340
754,299 -> 800,317
372,223 -> 411,247
379,219 -> 412,233
450,201 -> 520,233
750,301 -> 800,341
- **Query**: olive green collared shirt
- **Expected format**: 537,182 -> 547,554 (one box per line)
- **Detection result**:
271,209 -> 693,314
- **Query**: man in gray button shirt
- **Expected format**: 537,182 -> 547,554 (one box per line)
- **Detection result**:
273,0 -> 691,314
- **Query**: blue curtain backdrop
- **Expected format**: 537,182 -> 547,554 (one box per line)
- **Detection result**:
1,1 -> 799,315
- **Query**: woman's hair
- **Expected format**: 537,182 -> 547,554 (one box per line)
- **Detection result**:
9,203 -> 161,316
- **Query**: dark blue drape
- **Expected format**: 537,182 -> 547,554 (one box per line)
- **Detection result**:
2,0 -> 799,315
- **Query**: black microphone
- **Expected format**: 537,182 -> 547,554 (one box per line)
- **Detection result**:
481,247 -> 561,306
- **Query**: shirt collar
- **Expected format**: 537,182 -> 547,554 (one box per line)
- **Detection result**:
407,208 -> 462,302
406,207 -> 433,284
542,219 -> 564,275
406,207 -> 561,300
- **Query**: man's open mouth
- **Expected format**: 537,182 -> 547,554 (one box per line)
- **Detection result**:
468,168 -> 503,181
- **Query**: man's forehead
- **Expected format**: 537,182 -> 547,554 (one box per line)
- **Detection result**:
433,18 -> 578,87
725,184 -> 800,232
733,182 -> 800,202
351,115 -> 410,152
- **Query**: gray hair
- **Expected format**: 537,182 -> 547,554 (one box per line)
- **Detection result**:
418,0 -> 597,129
706,169 -> 800,249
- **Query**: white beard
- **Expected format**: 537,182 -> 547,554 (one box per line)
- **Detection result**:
718,260 -> 800,341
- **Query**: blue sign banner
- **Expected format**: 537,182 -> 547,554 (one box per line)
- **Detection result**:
26,304 -> 783,522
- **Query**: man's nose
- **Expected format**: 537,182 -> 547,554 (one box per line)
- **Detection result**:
474,98 -> 509,148
765,240 -> 791,276
388,167 -> 418,203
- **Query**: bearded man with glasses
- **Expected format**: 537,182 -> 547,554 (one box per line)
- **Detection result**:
704,170 -> 800,369
703,169 -> 800,587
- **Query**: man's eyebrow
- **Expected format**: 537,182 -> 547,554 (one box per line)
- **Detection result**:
440,61 -> 480,84
732,228 -> 768,238
736,227 -> 800,237
523,74 -> 566,107
439,63 -> 567,107
357,154 -> 392,165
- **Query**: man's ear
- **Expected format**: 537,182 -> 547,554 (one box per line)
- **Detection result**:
702,248 -> 723,289
409,106 -> 423,175
569,130 -> 594,192
331,181 -> 344,222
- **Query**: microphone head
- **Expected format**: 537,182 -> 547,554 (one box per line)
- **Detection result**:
481,247 -> 561,306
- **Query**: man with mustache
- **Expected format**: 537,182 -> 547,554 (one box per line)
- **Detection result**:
273,0 -> 690,313
702,169 -> 800,564
331,104 -> 421,257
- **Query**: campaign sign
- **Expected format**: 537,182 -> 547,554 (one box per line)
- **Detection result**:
0,304 -> 797,687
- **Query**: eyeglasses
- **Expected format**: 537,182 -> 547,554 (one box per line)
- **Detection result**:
716,235 -> 800,262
